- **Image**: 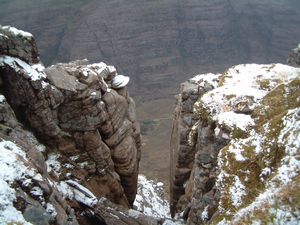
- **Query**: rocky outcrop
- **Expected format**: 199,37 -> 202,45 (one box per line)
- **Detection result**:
170,63 -> 300,224
0,26 -> 146,224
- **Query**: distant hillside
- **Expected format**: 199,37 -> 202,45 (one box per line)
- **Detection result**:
1,0 -> 300,102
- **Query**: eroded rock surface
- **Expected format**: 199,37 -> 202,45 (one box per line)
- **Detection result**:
0,25 -> 147,224
170,63 -> 300,224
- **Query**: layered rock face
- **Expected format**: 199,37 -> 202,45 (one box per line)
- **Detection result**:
0,26 -> 152,224
170,62 -> 300,224
1,0 -> 300,101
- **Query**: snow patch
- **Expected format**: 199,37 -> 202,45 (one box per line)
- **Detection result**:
0,56 -> 47,81
0,140 -> 37,225
216,111 -> 254,132
134,175 -> 170,218
46,203 -> 57,218
46,153 -> 61,177
227,144 -> 247,162
0,95 -> 5,103
2,26 -> 33,38
57,180 -> 97,207
190,73 -> 220,88
229,176 -> 246,207
200,64 -> 300,120
201,206 -> 209,221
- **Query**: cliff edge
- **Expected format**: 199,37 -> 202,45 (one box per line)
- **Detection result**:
0,25 -> 157,225
170,57 -> 300,224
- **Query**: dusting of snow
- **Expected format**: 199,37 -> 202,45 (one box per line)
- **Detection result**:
36,144 -> 46,152
46,203 -> 57,218
0,180 -> 33,225
162,219 -> 185,225
0,95 -> 5,103
91,91 -> 97,96
87,62 -> 107,75
272,108 -> 300,186
30,186 -> 45,205
229,176 -> 246,207
57,180 -> 97,207
41,81 -> 49,88
33,174 -> 43,182
128,209 -> 142,219
63,163 -> 75,169
30,186 -> 44,197
217,218 -> 231,225
78,161 -> 89,168
201,205 -> 209,221
198,64 -> 300,131
70,155 -> 79,161
216,106 -> 300,223
32,63 -> 45,72
268,206 -> 300,225
2,26 -> 33,38
0,140 -> 38,225
81,67 -> 97,77
0,33 -> 9,39
46,153 -> 61,177
216,112 -> 254,132
227,144 -> 247,162
260,167 -> 272,182
134,175 -> 170,218
190,73 -> 220,88
0,56 -> 47,81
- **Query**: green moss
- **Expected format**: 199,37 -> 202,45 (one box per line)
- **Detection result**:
225,94 -> 236,100
231,127 -> 248,139
258,79 -> 271,90
218,69 -> 231,86
193,100 -> 212,122
253,79 -> 300,127
213,80 -> 300,223
232,175 -> 300,224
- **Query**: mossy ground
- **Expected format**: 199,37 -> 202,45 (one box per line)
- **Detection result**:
212,80 -> 300,223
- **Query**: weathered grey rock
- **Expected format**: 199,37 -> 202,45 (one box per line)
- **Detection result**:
0,96 -> 79,225
0,26 -> 141,224
0,25 -> 40,64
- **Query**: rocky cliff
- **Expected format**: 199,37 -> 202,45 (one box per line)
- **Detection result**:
0,25 -> 169,225
170,58 -> 300,223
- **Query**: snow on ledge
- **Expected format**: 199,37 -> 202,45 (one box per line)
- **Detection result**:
0,56 -> 47,81
134,175 -> 171,219
56,180 -> 97,207
2,25 -> 33,38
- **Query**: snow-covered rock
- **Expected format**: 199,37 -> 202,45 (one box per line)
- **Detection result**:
171,63 -> 300,224
134,175 -> 171,218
